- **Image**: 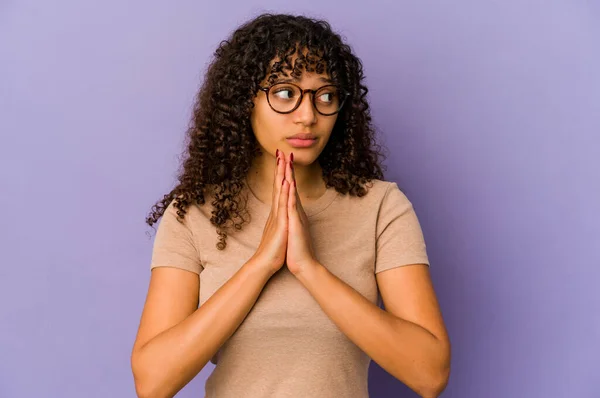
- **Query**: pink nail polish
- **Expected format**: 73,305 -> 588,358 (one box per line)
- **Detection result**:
290,152 -> 294,162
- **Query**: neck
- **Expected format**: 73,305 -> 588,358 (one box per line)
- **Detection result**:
246,154 -> 327,203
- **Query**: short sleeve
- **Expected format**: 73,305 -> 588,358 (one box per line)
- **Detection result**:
150,200 -> 203,275
375,182 -> 430,274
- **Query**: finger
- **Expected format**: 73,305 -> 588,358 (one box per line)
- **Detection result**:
290,151 -> 295,178
272,149 -> 283,195
290,177 -> 307,225
286,154 -> 294,185
273,150 -> 286,211
287,157 -> 304,218
278,171 -> 289,227
298,188 -> 308,222
288,173 -> 297,214
271,150 -> 277,201
273,149 -> 279,177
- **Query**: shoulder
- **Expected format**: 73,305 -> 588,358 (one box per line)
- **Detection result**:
328,179 -> 410,217
349,178 -> 410,206
156,196 -> 215,243
352,179 -> 417,223
368,179 -> 403,196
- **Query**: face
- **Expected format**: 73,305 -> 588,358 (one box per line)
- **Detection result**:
250,57 -> 339,166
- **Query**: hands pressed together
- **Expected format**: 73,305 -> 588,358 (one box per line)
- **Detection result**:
251,149 -> 319,277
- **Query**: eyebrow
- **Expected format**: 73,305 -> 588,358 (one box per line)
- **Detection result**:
274,76 -> 334,84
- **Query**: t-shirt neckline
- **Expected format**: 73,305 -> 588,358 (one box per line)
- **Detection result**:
244,178 -> 338,218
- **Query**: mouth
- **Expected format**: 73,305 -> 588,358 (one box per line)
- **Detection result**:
287,133 -> 316,140
286,137 -> 318,148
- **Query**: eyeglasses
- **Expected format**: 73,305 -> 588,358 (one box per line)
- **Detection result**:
258,82 -> 349,116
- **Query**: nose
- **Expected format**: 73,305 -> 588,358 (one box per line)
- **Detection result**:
294,91 -> 317,124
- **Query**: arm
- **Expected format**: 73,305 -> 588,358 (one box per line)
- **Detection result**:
131,260 -> 274,398
295,262 -> 450,398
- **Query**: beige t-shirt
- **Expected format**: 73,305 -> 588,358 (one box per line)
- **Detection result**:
150,178 -> 430,398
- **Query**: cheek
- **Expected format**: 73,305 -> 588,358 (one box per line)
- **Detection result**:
327,115 -> 338,129
322,116 -> 338,136
251,102 -> 283,142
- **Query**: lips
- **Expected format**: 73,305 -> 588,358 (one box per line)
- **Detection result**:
287,133 -> 316,140
286,136 -> 318,148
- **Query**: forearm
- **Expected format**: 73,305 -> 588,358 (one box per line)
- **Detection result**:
296,263 -> 449,398
132,260 -> 274,398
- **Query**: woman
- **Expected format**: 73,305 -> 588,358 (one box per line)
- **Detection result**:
131,13 -> 450,398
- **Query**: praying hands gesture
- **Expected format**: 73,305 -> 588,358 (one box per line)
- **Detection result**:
281,151 -> 318,276
250,149 -> 318,277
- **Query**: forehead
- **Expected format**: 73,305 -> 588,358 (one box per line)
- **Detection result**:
264,48 -> 333,85
271,75 -> 334,84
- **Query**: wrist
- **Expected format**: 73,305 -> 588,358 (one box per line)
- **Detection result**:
292,260 -> 322,281
245,257 -> 279,279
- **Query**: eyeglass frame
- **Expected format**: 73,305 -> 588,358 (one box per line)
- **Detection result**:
258,82 -> 349,116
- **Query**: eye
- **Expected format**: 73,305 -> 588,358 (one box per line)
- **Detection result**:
317,89 -> 338,104
318,92 -> 333,103
273,88 -> 296,100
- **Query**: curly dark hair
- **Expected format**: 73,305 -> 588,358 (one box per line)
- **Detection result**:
146,13 -> 389,250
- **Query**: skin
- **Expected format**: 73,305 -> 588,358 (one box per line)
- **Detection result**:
246,53 -> 337,206
249,56 -> 451,397
131,52 -> 451,398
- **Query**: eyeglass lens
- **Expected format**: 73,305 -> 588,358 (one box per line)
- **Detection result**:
268,83 -> 343,115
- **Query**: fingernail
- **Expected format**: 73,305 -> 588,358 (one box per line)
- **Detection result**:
290,161 -> 293,171
276,149 -> 279,157
290,152 -> 294,162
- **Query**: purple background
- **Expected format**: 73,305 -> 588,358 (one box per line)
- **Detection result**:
1,1 -> 598,397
